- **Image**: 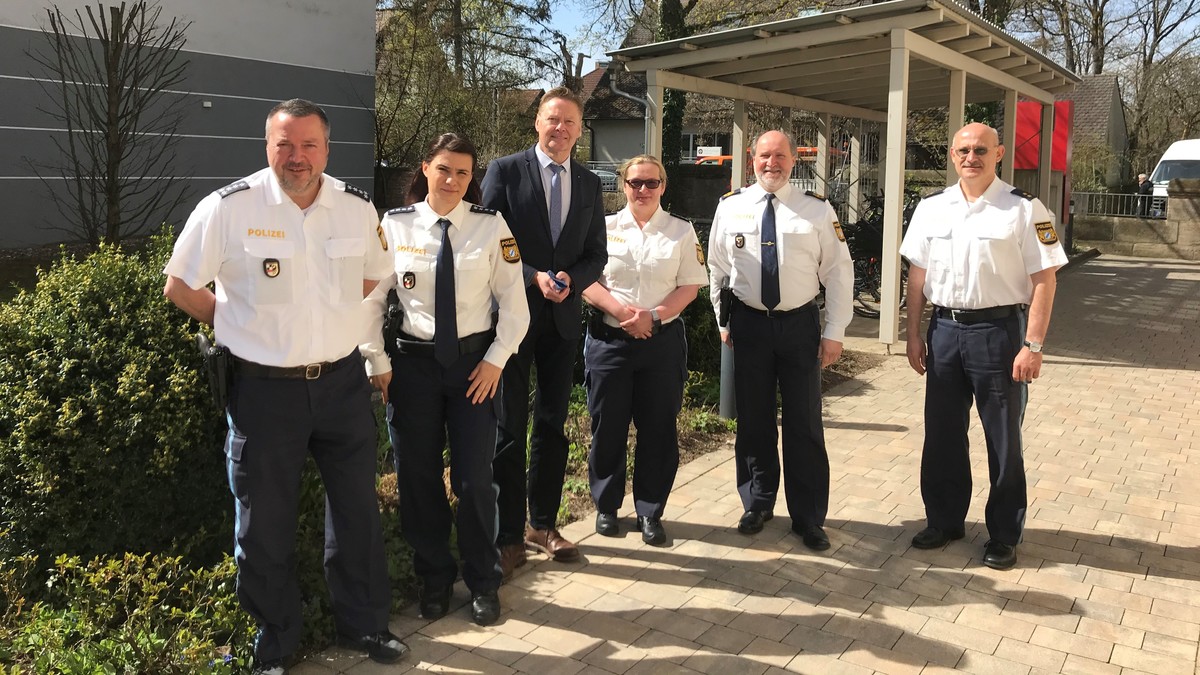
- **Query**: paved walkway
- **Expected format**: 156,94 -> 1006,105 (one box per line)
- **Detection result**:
301,255 -> 1200,675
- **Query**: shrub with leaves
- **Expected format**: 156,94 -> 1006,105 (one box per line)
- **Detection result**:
0,230 -> 229,564
0,552 -> 254,673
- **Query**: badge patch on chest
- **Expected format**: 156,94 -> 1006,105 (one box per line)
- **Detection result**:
734,234 -> 745,249
500,237 -> 521,263
1034,221 -> 1059,245
402,271 -> 416,289
833,221 -> 846,242
263,258 -> 280,278
696,243 -> 705,264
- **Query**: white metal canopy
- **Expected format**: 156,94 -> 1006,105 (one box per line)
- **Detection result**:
607,0 -> 1079,344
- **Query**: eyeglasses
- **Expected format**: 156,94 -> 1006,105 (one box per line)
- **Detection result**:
954,146 -> 991,158
625,179 -> 662,190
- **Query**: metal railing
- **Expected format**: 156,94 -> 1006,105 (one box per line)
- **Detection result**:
1073,192 -> 1167,218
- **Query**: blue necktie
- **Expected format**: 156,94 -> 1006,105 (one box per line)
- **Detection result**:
434,218 -> 458,367
761,193 -> 780,310
549,163 -> 565,245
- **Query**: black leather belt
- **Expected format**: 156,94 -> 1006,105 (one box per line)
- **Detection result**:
733,296 -> 817,318
587,315 -> 674,341
393,330 -> 494,358
934,304 -> 1023,324
233,351 -> 357,380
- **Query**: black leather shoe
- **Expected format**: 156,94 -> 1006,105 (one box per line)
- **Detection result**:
419,583 -> 452,620
471,589 -> 501,626
336,630 -> 409,664
250,659 -> 285,675
982,540 -> 1017,570
796,524 -> 830,551
637,516 -> 667,546
595,512 -> 619,537
911,526 -> 965,550
737,510 -> 773,535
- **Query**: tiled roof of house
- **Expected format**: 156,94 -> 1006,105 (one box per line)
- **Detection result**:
1057,73 -> 1120,145
582,67 -> 647,121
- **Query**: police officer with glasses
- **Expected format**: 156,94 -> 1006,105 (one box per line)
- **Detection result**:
707,130 -> 854,552
900,122 -> 1067,570
581,154 -> 708,546
363,132 -> 528,626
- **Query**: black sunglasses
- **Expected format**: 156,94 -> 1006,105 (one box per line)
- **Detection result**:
625,179 -> 663,190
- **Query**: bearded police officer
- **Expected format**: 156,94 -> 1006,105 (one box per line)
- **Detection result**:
900,122 -> 1067,570
164,99 -> 406,673
707,130 -> 854,551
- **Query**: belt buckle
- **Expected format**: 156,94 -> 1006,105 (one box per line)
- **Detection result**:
947,308 -> 963,322
304,363 -> 322,379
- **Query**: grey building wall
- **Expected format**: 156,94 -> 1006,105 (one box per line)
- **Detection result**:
0,0 -> 374,247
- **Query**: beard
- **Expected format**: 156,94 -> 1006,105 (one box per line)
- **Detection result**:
277,164 -> 319,195
756,170 -> 789,192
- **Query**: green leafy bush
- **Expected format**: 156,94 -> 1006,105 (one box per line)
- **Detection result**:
0,230 -> 228,564
0,552 -> 254,673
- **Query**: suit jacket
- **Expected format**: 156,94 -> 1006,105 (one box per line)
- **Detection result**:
481,145 -> 608,339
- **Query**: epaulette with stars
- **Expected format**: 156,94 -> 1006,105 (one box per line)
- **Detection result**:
217,180 -> 249,198
1011,188 -> 1036,201
719,188 -> 742,201
804,190 -> 827,201
342,183 -> 371,202
386,205 -> 416,215
469,204 -> 497,215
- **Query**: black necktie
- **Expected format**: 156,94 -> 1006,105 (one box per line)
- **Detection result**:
434,218 -> 458,367
761,193 -> 780,310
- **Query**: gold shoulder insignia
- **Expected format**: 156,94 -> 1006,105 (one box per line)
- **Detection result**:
1010,188 -> 1036,201
500,237 -> 521,263
720,188 -> 742,201
1034,221 -> 1059,245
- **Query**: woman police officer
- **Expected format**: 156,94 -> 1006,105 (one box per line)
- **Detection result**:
362,133 -> 528,626
581,154 -> 708,545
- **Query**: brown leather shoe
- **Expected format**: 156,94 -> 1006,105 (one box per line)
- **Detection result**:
525,526 -> 580,562
499,543 -> 527,580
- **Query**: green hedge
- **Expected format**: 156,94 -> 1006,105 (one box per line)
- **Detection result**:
0,232 -> 229,564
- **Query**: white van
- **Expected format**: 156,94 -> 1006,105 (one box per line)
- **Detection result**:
1150,138 -> 1200,200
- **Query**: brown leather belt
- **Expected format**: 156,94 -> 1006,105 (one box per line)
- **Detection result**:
233,351 -> 358,380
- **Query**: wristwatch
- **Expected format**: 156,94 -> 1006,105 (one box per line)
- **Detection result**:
650,309 -> 662,334
1023,340 -> 1043,353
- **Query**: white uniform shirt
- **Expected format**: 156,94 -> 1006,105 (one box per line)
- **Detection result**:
900,178 -> 1068,309
598,206 -> 709,327
707,182 -> 855,341
361,199 -> 530,376
164,167 -> 391,367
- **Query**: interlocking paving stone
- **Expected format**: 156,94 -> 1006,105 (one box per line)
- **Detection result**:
299,256 -> 1200,674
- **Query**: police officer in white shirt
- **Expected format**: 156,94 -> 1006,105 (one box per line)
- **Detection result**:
581,154 -> 708,546
707,130 -> 854,551
362,133 -> 528,627
163,99 -> 406,673
900,122 -> 1067,571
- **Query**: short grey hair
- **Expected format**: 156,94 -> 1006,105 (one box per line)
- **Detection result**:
265,98 -> 330,141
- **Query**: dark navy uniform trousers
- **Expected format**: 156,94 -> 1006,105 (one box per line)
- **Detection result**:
730,302 -> 830,530
584,319 -> 687,519
922,310 -> 1029,545
387,345 -> 502,593
225,352 -> 390,663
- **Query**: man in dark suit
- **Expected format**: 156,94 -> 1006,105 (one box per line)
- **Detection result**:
481,87 -> 608,576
